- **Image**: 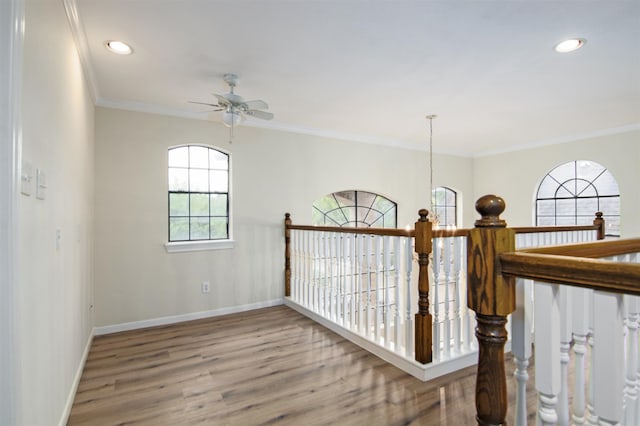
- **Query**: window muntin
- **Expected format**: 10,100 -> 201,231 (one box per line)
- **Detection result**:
535,160 -> 620,236
168,145 -> 229,241
431,186 -> 457,227
312,190 -> 397,228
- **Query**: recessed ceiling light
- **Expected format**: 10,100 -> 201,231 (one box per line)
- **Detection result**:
105,40 -> 133,55
554,38 -> 586,53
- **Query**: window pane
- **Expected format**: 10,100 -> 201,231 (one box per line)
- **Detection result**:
335,191 -> 356,206
605,216 -> 620,236
576,198 -> 598,216
556,185 -> 574,198
358,191 -> 376,208
190,217 -> 210,240
210,217 -> 228,239
556,216 -> 576,226
169,193 -> 188,216
537,199 -> 555,216
599,197 -> 620,215
168,147 -> 188,168
210,149 -> 228,170
189,146 -> 209,169
555,199 -> 575,217
327,208 -> 347,226
383,207 -> 396,228
168,168 -> 188,191
190,194 -> 209,216
210,194 -> 227,216
445,207 -> 456,226
169,217 -> 189,241
537,216 -> 555,226
549,162 -> 576,186
373,196 -> 394,213
190,169 -> 208,192
593,171 -> 620,196
445,188 -> 456,205
358,207 -> 373,224
210,170 -> 228,192
578,183 -> 597,197
576,160 -> 605,182
537,176 -> 557,199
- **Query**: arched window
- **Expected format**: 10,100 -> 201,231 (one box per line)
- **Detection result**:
312,190 -> 397,228
431,186 -> 457,227
536,160 -> 620,236
168,145 -> 229,241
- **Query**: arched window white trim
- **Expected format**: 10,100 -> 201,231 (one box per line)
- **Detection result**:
165,144 -> 234,252
535,160 -> 620,237
312,190 -> 397,228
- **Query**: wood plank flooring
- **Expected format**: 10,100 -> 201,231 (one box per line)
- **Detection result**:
68,305 -> 536,425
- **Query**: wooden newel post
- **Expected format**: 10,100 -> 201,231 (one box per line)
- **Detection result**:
594,211 -> 605,240
467,195 -> 516,426
414,209 -> 433,364
284,213 -> 292,297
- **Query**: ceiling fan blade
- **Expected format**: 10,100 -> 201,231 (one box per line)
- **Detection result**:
242,99 -> 269,110
188,101 -> 223,110
245,110 -> 274,120
214,94 -> 232,106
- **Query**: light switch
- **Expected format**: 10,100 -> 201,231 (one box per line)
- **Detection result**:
21,161 -> 33,196
36,168 -> 47,200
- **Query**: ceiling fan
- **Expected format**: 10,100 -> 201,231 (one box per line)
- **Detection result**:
190,73 -> 273,142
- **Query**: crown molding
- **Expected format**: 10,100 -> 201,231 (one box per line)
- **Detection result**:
62,0 -> 98,103
474,123 -> 640,158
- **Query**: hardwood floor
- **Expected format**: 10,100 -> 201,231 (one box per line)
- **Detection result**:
68,305 -> 535,425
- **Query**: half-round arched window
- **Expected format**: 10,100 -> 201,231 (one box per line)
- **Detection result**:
431,186 -> 457,227
535,160 -> 620,236
312,190 -> 397,228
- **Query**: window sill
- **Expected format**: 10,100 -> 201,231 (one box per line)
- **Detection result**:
164,239 -> 235,253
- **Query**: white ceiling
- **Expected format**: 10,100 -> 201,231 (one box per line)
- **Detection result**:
69,0 -> 640,156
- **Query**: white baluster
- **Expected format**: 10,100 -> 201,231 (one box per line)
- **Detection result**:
357,235 -> 365,336
349,233 -> 355,330
302,230 -> 308,308
383,235 -> 391,347
375,235 -> 382,344
329,232 -> 339,323
432,238 -> 441,361
404,236 -> 413,357
624,294 -> 639,425
355,235 -> 362,334
365,235 -> 372,339
452,236 -> 462,354
322,232 -> 329,316
443,237 -> 452,359
592,290 -> 624,425
572,287 -> 591,425
512,277 -> 532,426
535,282 -> 560,426
557,286 -> 572,426
394,236 -> 402,353
342,234 -> 348,327
312,231 -> 317,312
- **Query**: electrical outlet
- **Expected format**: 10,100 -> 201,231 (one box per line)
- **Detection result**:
201,281 -> 210,293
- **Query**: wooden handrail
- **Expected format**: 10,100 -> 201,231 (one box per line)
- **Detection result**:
500,252 -> 640,295
517,238 -> 640,259
286,223 -> 414,237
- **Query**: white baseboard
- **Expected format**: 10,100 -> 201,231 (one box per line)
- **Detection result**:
59,330 -> 93,426
93,299 -> 284,336
284,298 -> 480,382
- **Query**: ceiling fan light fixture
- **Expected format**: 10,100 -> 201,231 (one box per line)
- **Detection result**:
105,40 -> 133,55
222,110 -> 244,127
554,38 -> 586,53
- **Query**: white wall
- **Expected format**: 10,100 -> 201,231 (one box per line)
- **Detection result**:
472,130 -> 640,236
94,107 -> 473,327
16,0 -> 95,423
0,0 -> 22,424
